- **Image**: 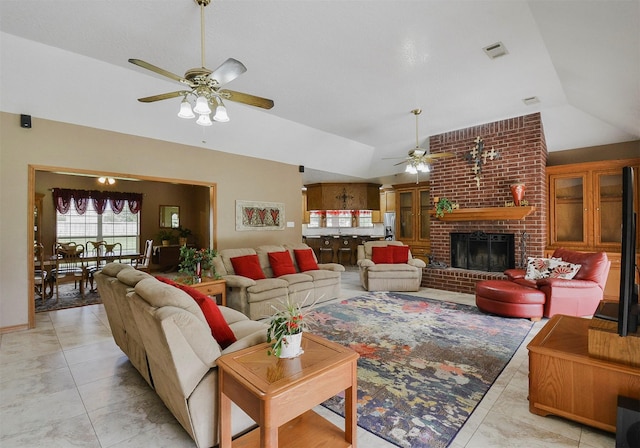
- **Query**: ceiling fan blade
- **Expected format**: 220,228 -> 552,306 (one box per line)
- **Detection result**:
209,58 -> 247,86
128,58 -> 188,84
424,152 -> 455,160
137,91 -> 187,103
222,90 -> 274,109
393,160 -> 409,166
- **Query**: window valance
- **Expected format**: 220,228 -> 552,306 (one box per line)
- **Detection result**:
52,188 -> 143,215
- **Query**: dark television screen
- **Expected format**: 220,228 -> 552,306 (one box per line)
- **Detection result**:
618,166 -> 638,337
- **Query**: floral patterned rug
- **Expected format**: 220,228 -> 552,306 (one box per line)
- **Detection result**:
308,292 -> 534,448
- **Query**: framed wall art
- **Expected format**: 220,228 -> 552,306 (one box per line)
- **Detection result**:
235,200 -> 285,231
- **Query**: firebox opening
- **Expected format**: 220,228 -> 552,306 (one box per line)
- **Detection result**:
450,231 -> 515,272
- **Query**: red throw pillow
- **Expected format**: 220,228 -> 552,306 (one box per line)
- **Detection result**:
294,249 -> 319,272
230,254 -> 266,280
371,246 -> 394,264
392,245 -> 410,264
268,251 -> 296,277
155,277 -> 237,349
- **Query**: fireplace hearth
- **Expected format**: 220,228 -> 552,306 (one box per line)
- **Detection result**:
450,231 -> 515,272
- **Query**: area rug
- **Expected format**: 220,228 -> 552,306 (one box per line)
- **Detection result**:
35,283 -> 101,313
307,292 -> 534,448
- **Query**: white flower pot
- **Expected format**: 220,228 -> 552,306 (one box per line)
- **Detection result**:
279,332 -> 303,358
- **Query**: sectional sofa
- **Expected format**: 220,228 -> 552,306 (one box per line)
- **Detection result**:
212,243 -> 345,320
95,263 -> 267,448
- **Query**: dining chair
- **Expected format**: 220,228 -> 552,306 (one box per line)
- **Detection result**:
34,243 -> 48,302
85,241 -> 106,292
133,239 -> 154,272
104,242 -> 122,262
50,242 -> 86,302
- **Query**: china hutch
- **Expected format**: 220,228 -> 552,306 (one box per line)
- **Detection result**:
393,182 -> 431,263
546,158 -> 640,300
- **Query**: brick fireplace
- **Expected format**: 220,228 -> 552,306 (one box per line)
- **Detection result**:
422,113 -> 547,295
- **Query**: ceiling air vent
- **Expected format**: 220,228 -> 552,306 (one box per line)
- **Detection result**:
522,96 -> 540,106
483,42 -> 508,59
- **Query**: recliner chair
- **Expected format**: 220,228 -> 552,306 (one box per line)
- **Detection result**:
504,248 -> 611,318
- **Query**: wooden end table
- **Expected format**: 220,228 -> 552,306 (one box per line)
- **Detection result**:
176,277 -> 226,306
217,333 -> 359,448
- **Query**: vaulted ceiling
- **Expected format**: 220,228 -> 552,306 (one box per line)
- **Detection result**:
1,0 -> 638,185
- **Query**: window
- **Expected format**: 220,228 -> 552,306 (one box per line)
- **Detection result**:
357,210 -> 373,228
56,202 -> 140,252
308,211 -> 324,228
326,210 -> 353,228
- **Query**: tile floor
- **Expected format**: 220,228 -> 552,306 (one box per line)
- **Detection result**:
0,269 -> 615,447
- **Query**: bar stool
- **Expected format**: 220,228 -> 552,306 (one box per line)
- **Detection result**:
338,237 -> 354,265
319,237 -> 335,263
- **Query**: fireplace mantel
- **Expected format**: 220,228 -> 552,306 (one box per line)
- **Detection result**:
430,206 -> 535,222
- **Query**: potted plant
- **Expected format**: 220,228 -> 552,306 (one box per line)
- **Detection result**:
435,197 -> 457,218
178,246 -> 217,280
156,229 -> 175,246
177,225 -> 192,246
267,296 -> 315,358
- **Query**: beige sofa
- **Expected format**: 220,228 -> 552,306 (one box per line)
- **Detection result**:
212,243 -> 345,320
357,241 -> 426,291
95,263 -> 267,448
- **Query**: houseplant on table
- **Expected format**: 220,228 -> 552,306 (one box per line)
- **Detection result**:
267,296 -> 314,358
156,229 -> 175,246
177,225 -> 192,246
178,246 -> 217,281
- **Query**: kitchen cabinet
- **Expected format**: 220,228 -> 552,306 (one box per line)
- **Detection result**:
547,158 -> 640,300
302,190 -> 310,224
393,182 -> 431,262
373,189 -> 396,222
305,183 -> 381,211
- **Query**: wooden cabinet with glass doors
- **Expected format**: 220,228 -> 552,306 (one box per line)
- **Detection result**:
547,158 -> 640,300
393,182 -> 431,263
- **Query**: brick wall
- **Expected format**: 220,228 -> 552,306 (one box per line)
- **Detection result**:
422,113 -> 547,294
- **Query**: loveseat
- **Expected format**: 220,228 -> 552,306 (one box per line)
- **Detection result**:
212,243 -> 344,320
95,263 -> 268,448
356,241 -> 426,291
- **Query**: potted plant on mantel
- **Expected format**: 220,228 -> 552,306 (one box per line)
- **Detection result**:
434,197 -> 459,218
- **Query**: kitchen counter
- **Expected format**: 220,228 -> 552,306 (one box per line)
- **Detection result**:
303,235 -> 384,265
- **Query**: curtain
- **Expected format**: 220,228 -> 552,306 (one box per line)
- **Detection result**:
52,188 -> 143,215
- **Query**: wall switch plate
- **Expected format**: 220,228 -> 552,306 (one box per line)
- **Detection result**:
287,221 -> 295,228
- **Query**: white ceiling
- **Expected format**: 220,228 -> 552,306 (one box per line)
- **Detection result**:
1,0 -> 638,185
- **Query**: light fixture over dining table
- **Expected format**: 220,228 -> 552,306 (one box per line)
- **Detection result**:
97,177 -> 116,185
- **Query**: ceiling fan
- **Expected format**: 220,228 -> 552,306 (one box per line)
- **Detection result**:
128,0 -> 273,126
386,109 -> 454,181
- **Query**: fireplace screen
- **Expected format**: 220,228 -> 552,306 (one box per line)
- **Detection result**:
450,231 -> 515,272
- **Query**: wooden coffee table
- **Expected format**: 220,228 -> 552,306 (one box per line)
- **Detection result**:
217,333 -> 359,448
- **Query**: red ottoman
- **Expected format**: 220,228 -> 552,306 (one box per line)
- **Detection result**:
475,280 -> 545,321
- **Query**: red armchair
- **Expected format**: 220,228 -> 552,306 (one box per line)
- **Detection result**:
505,248 -> 611,318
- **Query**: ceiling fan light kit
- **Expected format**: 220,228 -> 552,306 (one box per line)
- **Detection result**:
130,0 -> 273,127
391,109 -> 453,182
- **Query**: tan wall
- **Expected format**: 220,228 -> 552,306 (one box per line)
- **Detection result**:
0,112 -> 303,331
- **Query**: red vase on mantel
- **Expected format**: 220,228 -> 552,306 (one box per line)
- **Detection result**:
510,183 -> 526,206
